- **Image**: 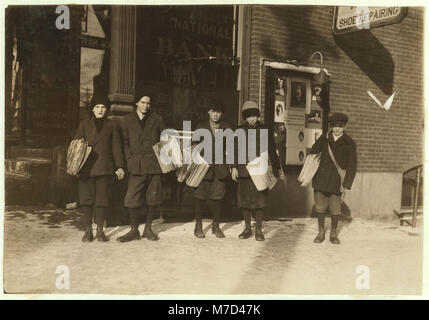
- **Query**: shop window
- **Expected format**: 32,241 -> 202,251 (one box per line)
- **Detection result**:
79,5 -> 110,118
135,6 -> 239,129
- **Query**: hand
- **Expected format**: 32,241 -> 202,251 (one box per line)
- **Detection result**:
115,168 -> 125,180
231,168 -> 239,182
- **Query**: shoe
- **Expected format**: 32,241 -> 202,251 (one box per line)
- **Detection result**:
314,230 -> 325,243
329,231 -> 340,244
81,227 -> 94,242
117,228 -> 140,242
239,225 -> 252,239
255,227 -> 265,241
212,223 -> 225,238
96,230 -> 108,242
194,221 -> 205,238
142,228 -> 159,241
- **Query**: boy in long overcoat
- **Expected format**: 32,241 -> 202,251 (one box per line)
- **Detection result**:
117,96 -> 167,242
309,112 -> 357,244
193,99 -> 232,238
74,95 -> 125,242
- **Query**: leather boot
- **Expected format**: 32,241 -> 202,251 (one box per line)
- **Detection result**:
210,200 -> 225,238
212,222 -> 225,238
239,209 -> 252,239
82,226 -> 94,242
329,215 -> 340,244
117,227 -> 140,242
194,199 -> 205,238
117,208 -> 141,242
142,206 -> 159,241
81,206 -> 93,242
96,225 -> 108,242
194,220 -> 205,238
314,215 -> 326,243
255,209 -> 265,241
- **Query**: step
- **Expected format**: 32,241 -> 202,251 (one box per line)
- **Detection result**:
5,172 -> 50,205
394,207 -> 424,217
5,157 -> 52,177
8,146 -> 52,160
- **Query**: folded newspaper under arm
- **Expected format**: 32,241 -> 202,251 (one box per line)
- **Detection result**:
246,152 -> 278,191
297,153 -> 321,187
66,138 -> 92,176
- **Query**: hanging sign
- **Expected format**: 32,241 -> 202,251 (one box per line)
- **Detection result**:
332,6 -> 407,35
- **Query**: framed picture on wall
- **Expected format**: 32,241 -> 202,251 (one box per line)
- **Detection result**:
287,77 -> 311,112
274,100 -> 285,123
290,80 -> 306,108
275,76 -> 286,97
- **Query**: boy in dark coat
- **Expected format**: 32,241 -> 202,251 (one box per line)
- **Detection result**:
231,101 -> 280,241
117,96 -> 167,242
309,112 -> 357,244
74,94 -> 125,242
193,99 -> 232,239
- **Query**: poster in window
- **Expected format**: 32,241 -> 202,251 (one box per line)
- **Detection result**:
290,80 -> 307,109
274,100 -> 285,123
275,76 -> 286,97
286,147 -> 306,165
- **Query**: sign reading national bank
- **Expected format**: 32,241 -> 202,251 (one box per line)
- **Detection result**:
332,6 -> 407,35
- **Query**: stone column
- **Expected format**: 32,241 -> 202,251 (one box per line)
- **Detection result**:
109,6 -> 136,115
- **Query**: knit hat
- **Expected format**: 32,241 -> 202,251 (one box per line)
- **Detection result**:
89,93 -> 111,110
241,100 -> 260,118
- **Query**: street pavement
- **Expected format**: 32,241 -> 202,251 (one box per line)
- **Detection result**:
3,206 -> 424,296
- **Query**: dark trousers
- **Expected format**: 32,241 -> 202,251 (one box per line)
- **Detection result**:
194,199 -> 222,223
81,206 -> 106,227
128,206 -> 159,229
78,175 -> 112,207
124,174 -> 162,208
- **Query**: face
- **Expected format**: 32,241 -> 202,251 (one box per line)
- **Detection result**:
208,109 -> 222,123
92,104 -> 107,119
136,96 -> 151,114
246,115 -> 258,127
331,124 -> 345,136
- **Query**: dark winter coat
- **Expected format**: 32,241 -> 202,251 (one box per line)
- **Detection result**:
74,117 -> 124,177
309,131 -> 357,195
234,121 -> 280,178
233,121 -> 280,209
194,121 -> 232,181
121,110 -> 167,175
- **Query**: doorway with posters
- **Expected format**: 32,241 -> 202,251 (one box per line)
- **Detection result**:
264,66 -> 329,218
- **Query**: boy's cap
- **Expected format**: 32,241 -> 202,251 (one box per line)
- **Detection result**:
207,98 -> 224,113
328,112 -> 348,124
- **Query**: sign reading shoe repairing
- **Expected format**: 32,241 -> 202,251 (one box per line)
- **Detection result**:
332,6 -> 407,35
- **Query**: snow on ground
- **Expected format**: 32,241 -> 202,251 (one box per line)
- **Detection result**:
3,206 -> 423,296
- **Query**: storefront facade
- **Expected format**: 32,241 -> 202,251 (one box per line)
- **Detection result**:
4,5 -> 424,219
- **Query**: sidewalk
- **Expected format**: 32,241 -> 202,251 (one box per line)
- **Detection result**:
3,206 -> 423,296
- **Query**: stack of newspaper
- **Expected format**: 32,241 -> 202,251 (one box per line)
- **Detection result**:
153,135 -> 183,174
246,152 -> 278,191
176,145 -> 210,188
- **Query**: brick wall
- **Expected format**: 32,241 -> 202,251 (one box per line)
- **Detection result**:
245,5 -> 424,172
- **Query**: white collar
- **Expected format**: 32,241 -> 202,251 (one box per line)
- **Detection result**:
332,133 -> 343,141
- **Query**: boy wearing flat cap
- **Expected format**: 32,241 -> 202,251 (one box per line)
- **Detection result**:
193,98 -> 232,239
309,112 -> 357,244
